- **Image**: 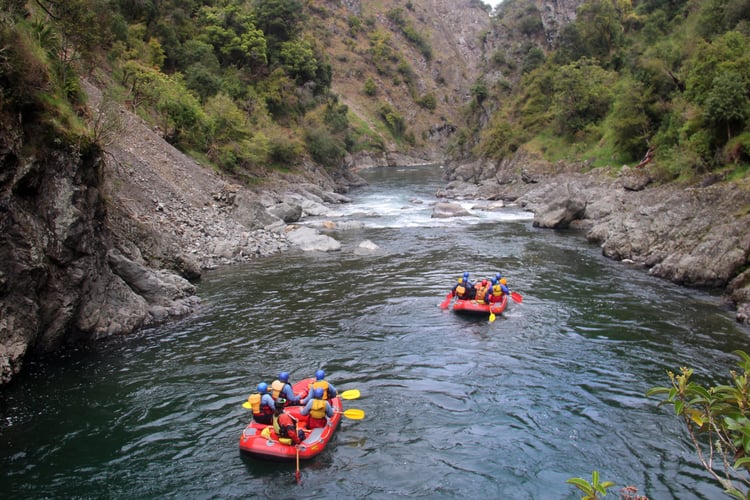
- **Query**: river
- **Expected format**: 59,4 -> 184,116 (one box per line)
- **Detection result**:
1,164 -> 748,499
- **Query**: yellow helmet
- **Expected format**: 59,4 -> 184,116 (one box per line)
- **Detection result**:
500,278 -> 507,285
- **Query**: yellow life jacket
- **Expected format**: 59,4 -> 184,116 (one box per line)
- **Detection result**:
273,415 -> 293,445
247,393 -> 261,413
475,284 -> 488,302
455,285 -> 466,296
488,284 -> 505,304
311,380 -> 330,399
310,399 -> 327,419
271,380 -> 285,399
273,416 -> 280,435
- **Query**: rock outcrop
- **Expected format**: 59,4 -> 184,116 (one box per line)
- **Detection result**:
0,139 -> 200,384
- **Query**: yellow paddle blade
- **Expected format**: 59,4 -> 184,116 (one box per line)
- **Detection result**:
340,389 -> 360,400
337,408 -> 365,420
489,312 -> 496,322
242,401 -> 252,410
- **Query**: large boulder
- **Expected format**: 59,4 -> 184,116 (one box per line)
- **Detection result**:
432,202 -> 472,218
532,185 -> 586,228
286,226 -> 341,252
232,192 -> 285,231
267,201 -> 303,223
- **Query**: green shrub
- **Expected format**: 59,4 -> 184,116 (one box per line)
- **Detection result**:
378,104 -> 406,138
267,130 -> 303,168
305,127 -> 346,167
416,93 -> 436,111
364,77 -> 377,96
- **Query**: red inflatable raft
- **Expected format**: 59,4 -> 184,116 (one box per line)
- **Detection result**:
452,295 -> 508,317
239,378 -> 343,461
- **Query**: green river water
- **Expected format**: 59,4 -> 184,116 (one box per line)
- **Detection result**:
1,164 -> 748,499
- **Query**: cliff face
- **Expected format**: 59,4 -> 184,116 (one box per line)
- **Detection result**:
1,140 -> 104,381
0,75 -> 363,385
0,122 -> 201,384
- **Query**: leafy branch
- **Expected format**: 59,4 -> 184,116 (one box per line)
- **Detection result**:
646,350 -> 750,498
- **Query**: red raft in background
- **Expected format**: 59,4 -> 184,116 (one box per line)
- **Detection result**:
452,294 -> 508,317
239,377 -> 343,461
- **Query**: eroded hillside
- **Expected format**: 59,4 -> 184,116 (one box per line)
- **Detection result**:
308,0 -> 495,159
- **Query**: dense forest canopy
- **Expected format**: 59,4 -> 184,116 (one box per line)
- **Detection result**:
1,0 -> 358,183
473,0 -> 750,182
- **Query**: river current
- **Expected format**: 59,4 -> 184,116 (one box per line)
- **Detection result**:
1,164 -> 748,499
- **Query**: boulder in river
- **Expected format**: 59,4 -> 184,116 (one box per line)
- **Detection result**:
431,202 -> 472,218
286,226 -> 341,252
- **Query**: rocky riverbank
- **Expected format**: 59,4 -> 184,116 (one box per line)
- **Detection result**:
439,150 -> 750,325
4,82 -> 747,386
0,81 -> 367,385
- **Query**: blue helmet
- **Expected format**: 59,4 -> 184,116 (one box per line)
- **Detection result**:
495,272 -> 503,281
313,388 -> 324,399
279,372 -> 289,383
315,369 -> 325,380
257,382 -> 268,393
463,271 -> 469,278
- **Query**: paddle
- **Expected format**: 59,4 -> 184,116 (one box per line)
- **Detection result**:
243,390 -> 358,410
295,446 -> 301,484
511,291 -> 523,303
489,303 -> 496,323
340,389 -> 360,400
335,408 -> 365,420
438,292 -> 453,310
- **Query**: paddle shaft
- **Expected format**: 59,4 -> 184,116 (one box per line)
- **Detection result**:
295,446 -> 300,484
242,390 -> 360,410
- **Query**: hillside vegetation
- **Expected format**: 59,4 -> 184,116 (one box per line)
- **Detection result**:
469,0 -> 750,184
1,0 -> 496,187
3,0 -> 750,184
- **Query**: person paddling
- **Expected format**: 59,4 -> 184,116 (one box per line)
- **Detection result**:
272,398 -> 306,445
271,371 -> 301,405
474,279 -> 490,302
247,382 -> 275,425
300,388 -> 334,429
451,272 -> 476,300
485,279 -> 509,306
301,369 -> 338,404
